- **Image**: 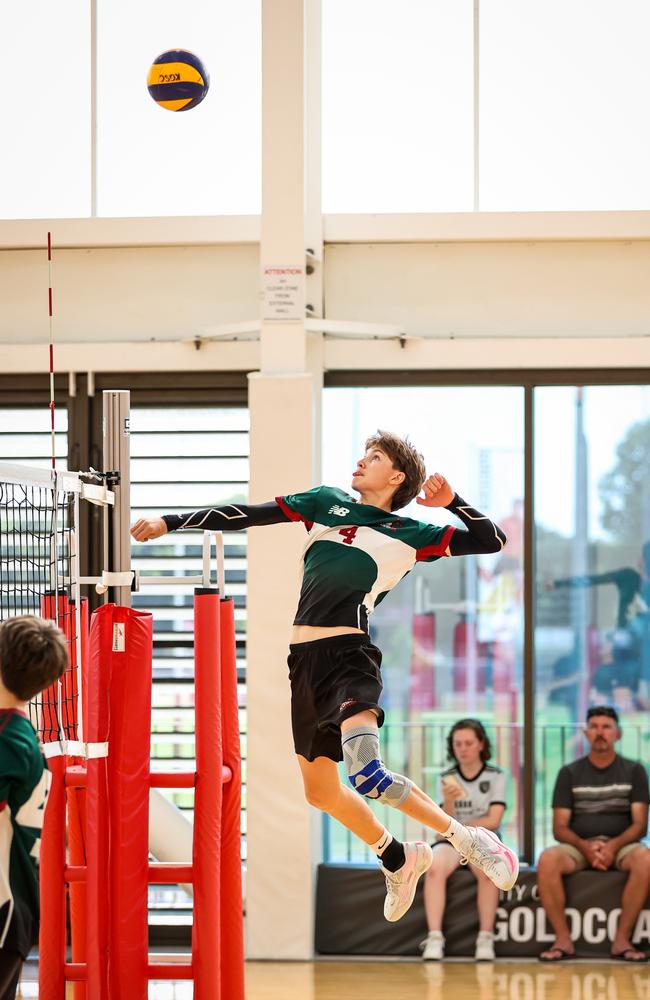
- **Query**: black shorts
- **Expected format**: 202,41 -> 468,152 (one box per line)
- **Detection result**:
287,633 -> 385,763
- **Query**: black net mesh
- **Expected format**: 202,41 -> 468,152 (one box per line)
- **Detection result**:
0,477 -> 79,747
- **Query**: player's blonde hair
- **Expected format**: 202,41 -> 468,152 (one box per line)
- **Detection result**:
365,430 -> 426,511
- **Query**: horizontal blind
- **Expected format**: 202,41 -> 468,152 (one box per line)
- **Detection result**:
0,409 -> 68,468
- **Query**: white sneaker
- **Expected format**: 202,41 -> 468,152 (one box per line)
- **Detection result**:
381,841 -> 433,922
475,930 -> 495,961
457,827 -> 519,891
420,930 -> 445,961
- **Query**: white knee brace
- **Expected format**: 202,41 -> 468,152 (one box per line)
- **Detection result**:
342,725 -> 412,807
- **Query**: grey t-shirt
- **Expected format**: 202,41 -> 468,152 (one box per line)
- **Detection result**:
552,754 -> 649,840
438,763 -> 507,824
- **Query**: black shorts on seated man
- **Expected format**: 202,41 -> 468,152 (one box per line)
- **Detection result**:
537,706 -> 650,964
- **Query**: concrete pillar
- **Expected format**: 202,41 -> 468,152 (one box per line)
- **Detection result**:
246,0 -> 323,960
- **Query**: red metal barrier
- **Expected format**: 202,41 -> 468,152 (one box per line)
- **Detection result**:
193,588 -> 223,1000
42,582 -> 243,997
68,598 -> 89,1000
219,596 -> 245,1000
38,592 -> 68,1000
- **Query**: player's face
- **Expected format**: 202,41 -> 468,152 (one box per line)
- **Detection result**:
452,729 -> 484,767
351,448 -> 399,494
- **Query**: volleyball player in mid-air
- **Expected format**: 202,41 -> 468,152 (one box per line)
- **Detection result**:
132,431 -> 519,921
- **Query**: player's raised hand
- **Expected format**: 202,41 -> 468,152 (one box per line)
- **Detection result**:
130,517 -> 168,542
416,473 -> 454,508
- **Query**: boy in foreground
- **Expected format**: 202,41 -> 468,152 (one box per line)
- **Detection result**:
0,615 -> 68,998
132,431 -> 519,921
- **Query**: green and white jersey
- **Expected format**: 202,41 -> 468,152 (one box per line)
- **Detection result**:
277,486 -> 455,631
0,710 -> 50,959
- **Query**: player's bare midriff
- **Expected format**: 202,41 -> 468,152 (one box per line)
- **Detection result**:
291,624 -> 365,644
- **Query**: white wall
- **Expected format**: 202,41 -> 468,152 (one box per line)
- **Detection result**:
1,236 -> 649,354
0,244 -> 258,344
324,241 -> 650,340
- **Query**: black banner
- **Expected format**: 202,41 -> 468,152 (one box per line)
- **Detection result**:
316,865 -> 650,958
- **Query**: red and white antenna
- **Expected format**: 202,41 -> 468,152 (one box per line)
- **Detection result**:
47,231 -> 56,470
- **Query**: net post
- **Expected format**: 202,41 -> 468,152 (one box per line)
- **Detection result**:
102,390 -> 132,608
71,495 -> 84,743
192,587 -> 223,1000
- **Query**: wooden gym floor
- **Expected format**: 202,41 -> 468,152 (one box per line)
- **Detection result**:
18,958 -> 650,998
245,960 -> 650,1000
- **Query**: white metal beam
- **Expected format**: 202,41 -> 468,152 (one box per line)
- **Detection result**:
2,334 -> 650,375
0,216 -> 260,249
5,211 -> 650,250
323,211 -> 650,243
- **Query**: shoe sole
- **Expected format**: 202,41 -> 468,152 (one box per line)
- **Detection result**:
496,848 -> 519,891
475,829 -> 519,891
385,844 -> 433,922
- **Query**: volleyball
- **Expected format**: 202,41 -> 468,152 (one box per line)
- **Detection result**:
147,49 -> 209,112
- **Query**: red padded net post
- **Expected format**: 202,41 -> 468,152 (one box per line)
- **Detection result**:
219,597 -> 245,1000
105,605 -> 153,1000
193,588 -> 223,1000
84,603 -> 113,1000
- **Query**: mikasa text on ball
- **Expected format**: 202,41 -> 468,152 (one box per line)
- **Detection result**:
147,49 -> 209,112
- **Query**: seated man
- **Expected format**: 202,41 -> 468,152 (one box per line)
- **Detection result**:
538,706 -> 650,963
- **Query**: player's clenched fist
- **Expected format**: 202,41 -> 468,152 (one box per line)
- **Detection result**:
130,517 -> 168,542
416,473 -> 454,508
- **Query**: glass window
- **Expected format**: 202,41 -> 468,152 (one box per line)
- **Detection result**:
481,1 -> 650,210
97,1 -> 261,216
322,0 -> 474,213
322,386 -> 524,861
535,385 -> 650,851
0,3 -> 90,219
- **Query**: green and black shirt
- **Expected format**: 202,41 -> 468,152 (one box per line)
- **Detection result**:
162,485 -> 506,633
0,709 -> 50,959
276,486 -> 457,630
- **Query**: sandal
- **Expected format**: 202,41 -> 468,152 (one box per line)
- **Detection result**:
539,947 -> 574,962
611,947 -> 648,963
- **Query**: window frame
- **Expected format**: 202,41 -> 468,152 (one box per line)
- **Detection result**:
324,367 -> 650,863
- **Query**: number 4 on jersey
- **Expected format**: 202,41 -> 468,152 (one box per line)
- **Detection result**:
339,526 -> 358,545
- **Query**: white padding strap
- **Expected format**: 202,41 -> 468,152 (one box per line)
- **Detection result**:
100,571 -> 134,587
42,740 -> 109,759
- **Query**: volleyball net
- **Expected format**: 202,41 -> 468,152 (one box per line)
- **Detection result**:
0,463 -> 85,750
0,391 -> 244,1000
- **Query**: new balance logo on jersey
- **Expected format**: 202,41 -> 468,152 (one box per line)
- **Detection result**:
329,505 -> 350,516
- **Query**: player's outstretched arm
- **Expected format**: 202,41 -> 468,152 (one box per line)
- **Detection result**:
131,500 -> 291,542
416,473 -> 506,556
